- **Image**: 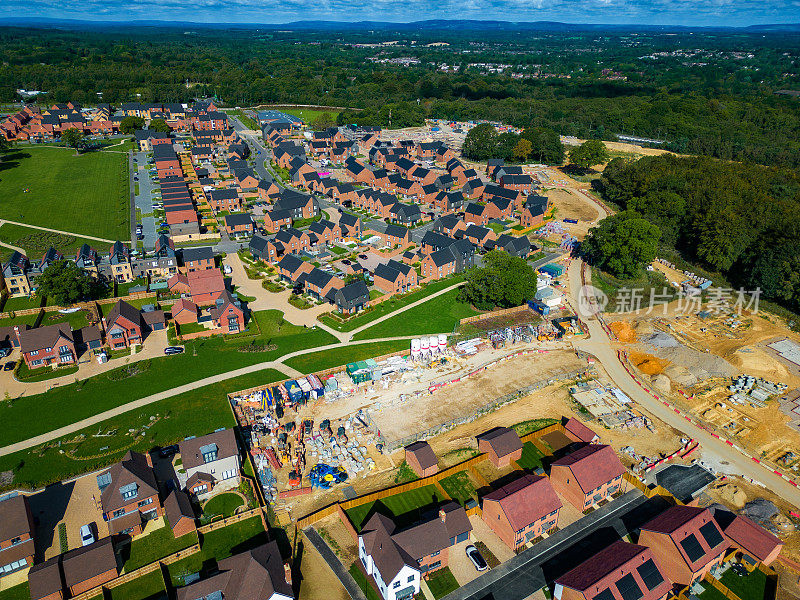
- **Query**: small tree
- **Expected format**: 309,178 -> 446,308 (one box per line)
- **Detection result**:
61,128 -> 85,154
569,139 -> 609,171
148,118 -> 170,133
0,137 -> 11,153
120,116 -> 146,134
310,112 -> 336,130
513,138 -> 532,162
37,260 -> 95,306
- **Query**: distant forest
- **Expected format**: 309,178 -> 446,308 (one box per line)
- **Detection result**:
597,155 -> 800,312
1,26 -> 800,167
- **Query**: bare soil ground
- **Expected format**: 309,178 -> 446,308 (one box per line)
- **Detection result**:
297,531 -> 350,600
546,188 -> 599,222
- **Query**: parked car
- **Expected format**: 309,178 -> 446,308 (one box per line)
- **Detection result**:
0,348 -> 10,359
465,545 -> 488,571
159,444 -> 179,458
79,524 -> 95,547
4,361 -> 16,371
164,346 -> 184,355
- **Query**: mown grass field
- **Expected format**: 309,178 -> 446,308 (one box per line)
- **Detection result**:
0,310 -> 332,449
279,107 -> 341,124
0,147 -> 129,239
283,339 -> 409,374
516,442 -> 545,470
352,288 -> 480,340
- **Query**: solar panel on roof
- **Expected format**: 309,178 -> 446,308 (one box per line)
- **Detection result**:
615,573 -> 643,600
592,588 -> 615,600
680,533 -> 706,562
636,558 -> 664,591
699,521 -> 724,549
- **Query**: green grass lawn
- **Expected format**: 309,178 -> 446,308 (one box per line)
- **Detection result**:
318,278 -> 463,333
426,566 -> 460,599
284,340 -> 408,375
123,525 -> 199,572
349,563 -> 383,600
346,485 -> 447,532
439,471 -> 477,505
352,288 -> 479,340
199,516 -> 268,562
698,584 -> 730,600
0,293 -> 43,312
14,362 -> 79,383
0,310 -> 334,449
329,245 -> 348,255
277,107 -> 342,124
178,321 -> 206,335
39,307 -> 92,330
512,418 -> 559,437
229,109 -> 258,130
108,570 -> 166,600
516,442 -> 545,470
0,223 -> 112,263
719,568 -> 769,600
0,147 -> 129,239
0,583 -> 29,600
202,492 -> 245,520
487,222 -> 506,234
0,368 -> 285,491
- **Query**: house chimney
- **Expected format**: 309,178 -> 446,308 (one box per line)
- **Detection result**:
283,562 -> 292,585
13,325 -> 21,345
439,508 -> 446,523
101,316 -> 108,333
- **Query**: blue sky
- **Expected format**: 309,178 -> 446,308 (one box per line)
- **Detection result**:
2,0 -> 799,26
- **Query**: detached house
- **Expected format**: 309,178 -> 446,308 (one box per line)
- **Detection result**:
482,474 -> 562,550
224,213 -> 255,237
2,251 -> 31,297
554,541 -> 671,600
275,254 -> 314,285
210,291 -> 245,334
208,188 -> 242,213
179,428 -> 241,498
521,195 -> 549,228
549,444 -> 626,510
181,246 -> 215,273
301,268 -> 345,303
381,224 -> 411,248
29,538 -> 119,600
16,323 -> 76,369
464,203 -> 489,227
339,213 -> 362,239
103,300 -> 144,349
638,506 -> 728,587
97,450 -> 162,536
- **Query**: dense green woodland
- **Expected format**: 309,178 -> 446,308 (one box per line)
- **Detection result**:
586,155 -> 800,312
1,27 -> 799,167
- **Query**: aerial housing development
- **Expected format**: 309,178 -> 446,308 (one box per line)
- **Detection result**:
0,18 -> 799,600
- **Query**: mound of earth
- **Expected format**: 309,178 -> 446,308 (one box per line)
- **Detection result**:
652,375 -> 672,394
642,331 -> 680,348
611,321 -> 637,342
664,365 -> 699,387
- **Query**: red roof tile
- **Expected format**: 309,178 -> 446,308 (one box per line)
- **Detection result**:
483,474 -> 561,531
551,444 -> 625,493
723,514 -> 783,562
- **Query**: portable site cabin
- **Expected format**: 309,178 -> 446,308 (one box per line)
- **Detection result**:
539,263 -> 564,278
347,361 -> 372,384
284,380 -> 304,402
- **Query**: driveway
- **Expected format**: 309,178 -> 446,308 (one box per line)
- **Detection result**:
448,538 -> 486,587
132,151 -> 158,250
442,490 -> 669,600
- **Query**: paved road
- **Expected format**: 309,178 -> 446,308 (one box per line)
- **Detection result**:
131,151 -> 159,250
304,527 -> 368,600
0,219 -> 117,244
566,259 -> 800,508
442,490 -> 668,600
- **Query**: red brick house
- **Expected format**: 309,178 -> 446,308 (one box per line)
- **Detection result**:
477,427 -> 522,468
103,300 -> 144,349
638,506 -> 728,587
521,195 -> 549,228
374,260 -> 417,294
554,541 -> 671,600
404,441 -> 439,477
262,209 -> 293,233
381,224 -> 411,247
716,512 -> 783,566
187,269 -> 227,306
16,324 -> 76,369
0,495 -> 35,578
208,189 -> 242,213
464,203 -> 489,227
482,474 -> 562,549
339,213 -> 362,239
308,219 -> 342,247
257,179 -> 281,202
164,490 -> 197,539
172,298 -> 199,325
224,213 -> 255,237
549,444 -> 626,510
211,291 -> 246,333
302,268 -> 345,302
421,248 -> 457,280
276,254 -> 314,284
97,450 -> 162,536
29,538 -> 119,600
484,197 -> 515,221
167,273 -> 191,295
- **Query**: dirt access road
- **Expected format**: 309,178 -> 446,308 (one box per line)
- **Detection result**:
568,259 -> 800,508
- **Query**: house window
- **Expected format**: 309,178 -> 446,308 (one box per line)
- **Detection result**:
30,350 -> 38,356
10,537 -> 22,547
394,582 -> 401,589
194,484 -> 208,494
222,469 -> 237,480
408,575 -> 415,583
138,498 -> 153,507
113,509 -> 126,517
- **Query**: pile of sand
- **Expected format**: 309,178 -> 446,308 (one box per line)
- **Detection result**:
634,320 -> 655,335
663,365 -> 699,387
718,484 -> 748,508
629,351 -> 670,376
652,375 -> 672,394
643,331 -> 680,348
611,321 -> 638,342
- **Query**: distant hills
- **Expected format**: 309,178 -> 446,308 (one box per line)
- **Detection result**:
0,17 -> 798,33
